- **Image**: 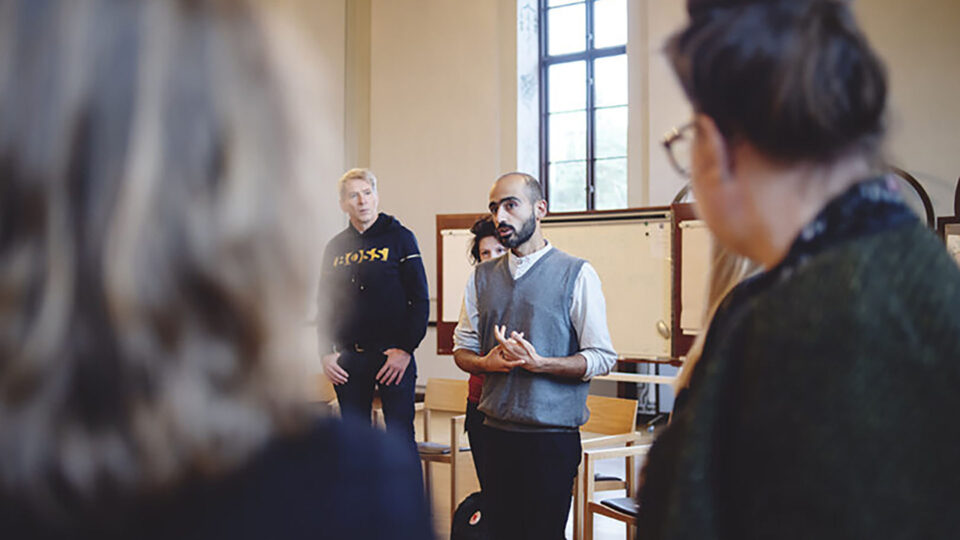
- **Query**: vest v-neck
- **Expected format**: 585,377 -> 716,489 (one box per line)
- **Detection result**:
507,242 -> 553,281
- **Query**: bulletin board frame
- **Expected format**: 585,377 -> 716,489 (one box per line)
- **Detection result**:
435,213 -> 486,355
936,176 -> 960,267
671,203 -> 699,361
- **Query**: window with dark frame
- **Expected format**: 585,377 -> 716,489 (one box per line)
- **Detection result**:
540,0 -> 628,212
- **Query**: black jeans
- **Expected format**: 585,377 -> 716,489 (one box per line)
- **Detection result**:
333,349 -> 417,444
483,426 -> 582,540
465,401 -> 489,490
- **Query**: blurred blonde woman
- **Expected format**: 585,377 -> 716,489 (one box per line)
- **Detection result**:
673,240 -> 760,395
0,1 -> 432,538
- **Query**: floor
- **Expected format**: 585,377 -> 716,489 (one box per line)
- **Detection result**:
417,409 -> 654,539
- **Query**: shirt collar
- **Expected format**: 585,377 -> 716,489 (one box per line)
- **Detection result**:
507,240 -> 552,276
347,212 -> 386,237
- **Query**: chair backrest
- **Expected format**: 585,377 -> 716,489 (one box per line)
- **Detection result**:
313,373 -> 337,403
424,378 -> 469,413
581,395 -> 638,435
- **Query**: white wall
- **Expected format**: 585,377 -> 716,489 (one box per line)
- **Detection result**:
856,0 -> 960,215
640,0 -> 689,206
271,0 -> 347,252
635,0 -> 960,209
366,0 -> 520,382
269,1 -> 347,384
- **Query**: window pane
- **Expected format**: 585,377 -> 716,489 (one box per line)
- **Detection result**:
594,0 -> 627,48
595,106 -> 627,159
548,61 -> 586,113
548,161 -> 587,212
548,110 -> 586,162
548,0 -> 582,6
594,55 -> 627,108
595,158 -> 628,210
548,4 -> 585,56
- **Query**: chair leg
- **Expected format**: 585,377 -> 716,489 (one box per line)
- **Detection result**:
626,441 -> 640,540
421,409 -> 431,505
581,451 -> 598,540
626,441 -> 639,499
423,461 -> 432,502
450,419 -> 459,522
572,462 -> 583,539
583,504 -> 595,540
450,465 -> 458,522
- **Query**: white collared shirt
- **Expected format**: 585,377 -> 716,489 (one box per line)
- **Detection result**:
452,242 -> 617,380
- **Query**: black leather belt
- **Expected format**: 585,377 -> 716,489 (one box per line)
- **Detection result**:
337,342 -> 386,354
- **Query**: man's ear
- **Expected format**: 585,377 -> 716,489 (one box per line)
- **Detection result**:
534,198 -> 548,220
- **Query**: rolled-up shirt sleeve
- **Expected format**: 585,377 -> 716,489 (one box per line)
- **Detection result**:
452,269 -> 482,354
572,263 -> 617,380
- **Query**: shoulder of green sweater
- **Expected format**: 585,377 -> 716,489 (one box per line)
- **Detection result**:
752,224 -> 956,310
737,223 -> 960,358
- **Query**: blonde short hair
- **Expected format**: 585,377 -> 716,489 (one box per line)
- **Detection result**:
338,168 -> 378,199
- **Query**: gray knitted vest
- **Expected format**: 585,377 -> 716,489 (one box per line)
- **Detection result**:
476,247 -> 590,430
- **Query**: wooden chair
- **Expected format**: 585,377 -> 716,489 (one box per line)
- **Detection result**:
311,373 -> 338,411
417,378 -> 471,521
573,395 -> 641,539
581,444 -> 651,540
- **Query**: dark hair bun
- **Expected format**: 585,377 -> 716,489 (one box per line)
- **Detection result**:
669,0 -> 886,163
687,0 -> 840,17
687,0 -> 764,17
469,216 -> 500,264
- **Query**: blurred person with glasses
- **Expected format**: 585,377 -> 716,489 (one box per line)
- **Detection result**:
638,0 -> 960,538
662,121 -> 695,178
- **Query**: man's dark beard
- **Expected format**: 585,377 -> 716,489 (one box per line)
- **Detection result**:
497,213 -> 536,249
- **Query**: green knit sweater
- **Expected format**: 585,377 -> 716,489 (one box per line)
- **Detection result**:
638,223 -> 960,539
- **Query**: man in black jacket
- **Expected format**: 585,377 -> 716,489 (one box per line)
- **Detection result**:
318,169 -> 429,443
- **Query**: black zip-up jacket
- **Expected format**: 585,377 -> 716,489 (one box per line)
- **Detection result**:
317,213 -> 429,355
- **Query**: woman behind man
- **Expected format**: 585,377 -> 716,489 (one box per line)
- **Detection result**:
463,216 -> 507,488
0,1 -> 431,538
639,0 -> 960,538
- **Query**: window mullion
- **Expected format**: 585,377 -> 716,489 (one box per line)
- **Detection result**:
585,0 -> 596,211
538,0 -> 549,203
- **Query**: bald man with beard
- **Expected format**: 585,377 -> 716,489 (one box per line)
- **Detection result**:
452,172 -> 617,540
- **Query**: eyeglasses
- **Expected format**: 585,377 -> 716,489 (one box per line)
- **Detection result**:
662,121 -> 695,177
